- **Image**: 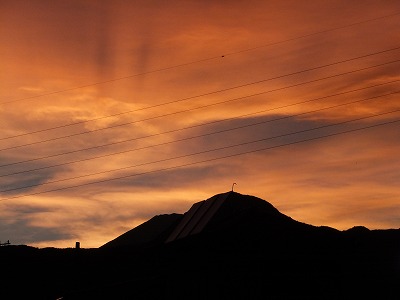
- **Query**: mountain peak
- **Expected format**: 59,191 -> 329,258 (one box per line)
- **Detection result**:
102,191 -> 298,248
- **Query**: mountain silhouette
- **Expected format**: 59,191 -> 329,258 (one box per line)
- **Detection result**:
2,191 -> 399,299
101,213 -> 183,249
101,192 -> 340,250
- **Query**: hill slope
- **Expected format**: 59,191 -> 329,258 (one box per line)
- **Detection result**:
101,213 -> 182,248
2,191 -> 399,300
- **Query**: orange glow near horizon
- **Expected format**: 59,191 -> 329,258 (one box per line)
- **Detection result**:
1,1 -> 399,248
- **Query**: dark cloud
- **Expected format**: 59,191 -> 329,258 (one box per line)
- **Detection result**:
0,152 -> 73,196
0,218 -> 74,246
71,164 -> 228,195
0,168 -> 63,196
166,112 -> 372,154
4,203 -> 55,214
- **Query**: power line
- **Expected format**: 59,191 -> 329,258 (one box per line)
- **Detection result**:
2,45 -> 399,142
2,11 -> 399,106
2,108 -> 399,193
221,12 -> 400,57
1,86 -> 399,176
1,116 -> 398,201
1,58 -> 400,153
1,61 -> 399,166
2,107 -> 399,192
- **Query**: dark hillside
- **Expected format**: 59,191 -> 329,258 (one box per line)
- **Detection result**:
2,192 -> 399,299
101,213 -> 183,249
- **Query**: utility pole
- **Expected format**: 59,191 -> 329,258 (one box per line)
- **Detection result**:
0,240 -> 10,246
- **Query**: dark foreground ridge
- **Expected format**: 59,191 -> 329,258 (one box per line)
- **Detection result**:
2,192 -> 400,299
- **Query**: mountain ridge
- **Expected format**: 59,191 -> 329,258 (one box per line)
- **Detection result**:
2,191 -> 399,299
102,191 -> 339,249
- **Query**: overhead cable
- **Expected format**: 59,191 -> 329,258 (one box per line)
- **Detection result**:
2,11 -> 399,106
1,116 -> 398,201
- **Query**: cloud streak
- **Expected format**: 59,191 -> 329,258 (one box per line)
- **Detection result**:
0,0 -> 399,247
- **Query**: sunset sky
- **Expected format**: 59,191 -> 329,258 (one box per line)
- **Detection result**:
1,0 -> 399,248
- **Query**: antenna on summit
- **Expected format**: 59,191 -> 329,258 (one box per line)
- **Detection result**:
231,182 -> 237,192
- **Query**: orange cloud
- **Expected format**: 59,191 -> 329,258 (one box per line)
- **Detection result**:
1,1 -> 399,248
